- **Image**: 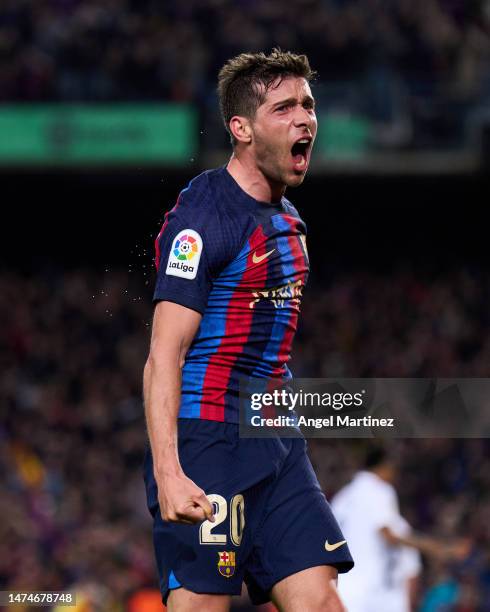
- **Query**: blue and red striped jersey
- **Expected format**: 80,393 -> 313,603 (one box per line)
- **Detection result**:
153,166 -> 309,423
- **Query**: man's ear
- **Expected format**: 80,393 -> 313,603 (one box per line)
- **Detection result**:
229,116 -> 252,144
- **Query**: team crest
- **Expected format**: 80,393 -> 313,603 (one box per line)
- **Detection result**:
217,551 -> 236,578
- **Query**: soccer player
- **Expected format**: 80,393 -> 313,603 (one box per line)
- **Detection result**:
143,49 -> 353,611
331,446 -> 470,612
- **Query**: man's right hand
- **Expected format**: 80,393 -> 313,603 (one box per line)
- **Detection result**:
157,470 -> 215,525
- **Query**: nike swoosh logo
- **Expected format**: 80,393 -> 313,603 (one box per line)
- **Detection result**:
325,540 -> 347,552
252,249 -> 275,264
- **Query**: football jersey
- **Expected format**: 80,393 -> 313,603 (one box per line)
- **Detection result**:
381,515 -> 421,612
153,166 -> 309,423
331,471 -> 406,612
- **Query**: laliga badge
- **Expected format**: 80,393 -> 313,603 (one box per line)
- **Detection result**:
166,229 -> 203,280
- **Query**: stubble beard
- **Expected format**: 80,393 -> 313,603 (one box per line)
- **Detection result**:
254,135 -> 302,193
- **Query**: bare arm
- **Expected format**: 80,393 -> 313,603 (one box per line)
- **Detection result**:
143,300 -> 214,524
380,527 -> 470,560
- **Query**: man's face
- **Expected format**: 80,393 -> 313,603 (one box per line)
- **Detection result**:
382,462 -> 397,485
249,76 -> 317,189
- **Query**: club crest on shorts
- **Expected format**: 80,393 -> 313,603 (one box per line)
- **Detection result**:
217,551 -> 236,578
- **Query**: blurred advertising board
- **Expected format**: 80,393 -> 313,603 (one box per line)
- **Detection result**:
0,104 -> 197,166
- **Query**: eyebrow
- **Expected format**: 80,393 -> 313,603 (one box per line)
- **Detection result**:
270,95 -> 315,110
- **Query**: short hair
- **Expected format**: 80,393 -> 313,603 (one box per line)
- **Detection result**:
364,445 -> 389,470
217,48 -> 316,145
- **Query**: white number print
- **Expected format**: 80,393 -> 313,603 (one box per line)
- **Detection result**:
199,494 -> 246,546
200,494 -> 227,544
230,494 -> 245,546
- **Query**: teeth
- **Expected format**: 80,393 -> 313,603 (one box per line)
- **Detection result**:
298,139 -> 309,144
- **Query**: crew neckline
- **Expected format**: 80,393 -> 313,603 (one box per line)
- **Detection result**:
220,165 -> 286,210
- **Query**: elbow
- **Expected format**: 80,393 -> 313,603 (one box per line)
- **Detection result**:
145,342 -> 183,373
144,355 -> 153,376
145,351 -> 162,373
178,344 -> 187,370
380,526 -> 398,546
143,356 -> 154,389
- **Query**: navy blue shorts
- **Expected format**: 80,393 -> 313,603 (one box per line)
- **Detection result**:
143,419 -> 353,605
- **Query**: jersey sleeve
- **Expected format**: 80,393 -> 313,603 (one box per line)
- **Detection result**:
153,190 -> 225,315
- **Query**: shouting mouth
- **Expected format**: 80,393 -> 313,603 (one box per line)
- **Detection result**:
290,136 -> 312,172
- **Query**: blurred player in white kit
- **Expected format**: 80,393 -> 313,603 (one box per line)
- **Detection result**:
331,447 -> 470,612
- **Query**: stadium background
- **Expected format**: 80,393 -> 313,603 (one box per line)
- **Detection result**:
1,0 -> 490,610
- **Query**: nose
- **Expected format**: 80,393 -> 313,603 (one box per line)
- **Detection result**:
293,105 -> 315,130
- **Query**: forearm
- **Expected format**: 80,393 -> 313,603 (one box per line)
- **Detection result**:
142,302 -> 211,524
396,532 -> 440,556
143,353 -> 183,478
381,527 -> 441,556
382,526 -> 471,562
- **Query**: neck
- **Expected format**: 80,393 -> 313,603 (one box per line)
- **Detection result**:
226,152 -> 285,204
370,467 -> 391,483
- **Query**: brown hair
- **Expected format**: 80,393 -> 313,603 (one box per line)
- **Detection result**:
217,48 -> 316,145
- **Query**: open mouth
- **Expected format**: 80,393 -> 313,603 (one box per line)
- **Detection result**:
291,138 -> 311,171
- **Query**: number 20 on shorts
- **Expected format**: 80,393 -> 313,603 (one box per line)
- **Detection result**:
200,494 -> 245,546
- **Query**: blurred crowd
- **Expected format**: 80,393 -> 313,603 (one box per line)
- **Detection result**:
293,266 -> 490,377
1,263 -> 489,610
1,0 -> 490,147
0,268 -> 154,610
